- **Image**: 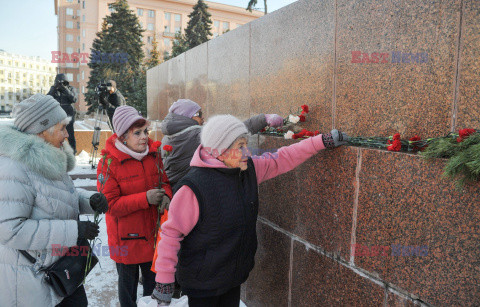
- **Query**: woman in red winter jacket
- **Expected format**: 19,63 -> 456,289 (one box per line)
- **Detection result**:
97,106 -> 172,307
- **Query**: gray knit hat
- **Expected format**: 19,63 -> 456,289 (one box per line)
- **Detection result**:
13,94 -> 68,134
201,115 -> 248,157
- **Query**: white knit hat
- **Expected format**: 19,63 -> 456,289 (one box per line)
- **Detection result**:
201,115 -> 248,157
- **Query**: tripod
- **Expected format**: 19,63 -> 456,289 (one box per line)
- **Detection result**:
89,105 -> 113,169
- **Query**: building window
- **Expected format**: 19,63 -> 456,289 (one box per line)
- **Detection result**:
174,14 -> 181,22
82,1 -> 85,9
214,20 -> 219,29
82,71 -> 84,80
223,22 -> 230,31
82,86 -> 85,93
77,74 -> 80,82
164,38 -> 170,47
108,3 -> 115,12
82,43 -> 85,51
148,10 -> 155,18
66,74 -> 73,82
137,8 -> 143,16
66,34 -> 74,41
66,21 -> 74,28
82,15 -> 85,22
147,36 -> 153,44
139,22 -> 143,28
66,47 -> 74,54
174,27 -> 180,33
77,9 -> 81,16
66,0 -> 73,2
66,8 -> 73,15
82,29 -> 86,37
77,22 -> 80,29
77,36 -> 81,42
66,63 -> 73,68
164,25 -> 170,33
164,12 -> 171,21
147,23 -> 154,31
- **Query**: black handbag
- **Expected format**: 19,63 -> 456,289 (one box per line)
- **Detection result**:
19,238 -> 98,297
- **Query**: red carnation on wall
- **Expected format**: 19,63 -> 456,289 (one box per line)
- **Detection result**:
409,135 -> 421,142
299,114 -> 306,122
387,139 -> 402,151
457,128 -> 476,143
301,105 -> 309,114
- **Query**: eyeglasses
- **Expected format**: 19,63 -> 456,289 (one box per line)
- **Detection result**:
193,110 -> 203,118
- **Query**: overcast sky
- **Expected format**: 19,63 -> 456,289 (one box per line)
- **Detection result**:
0,0 -> 297,60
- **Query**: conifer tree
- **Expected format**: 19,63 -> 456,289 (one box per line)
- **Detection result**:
184,0 -> 213,49
247,0 -> 267,14
145,34 -> 161,69
85,0 -> 146,114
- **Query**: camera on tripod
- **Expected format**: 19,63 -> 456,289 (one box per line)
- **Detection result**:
95,80 -> 112,95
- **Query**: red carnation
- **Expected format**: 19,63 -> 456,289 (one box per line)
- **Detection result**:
101,149 -> 107,156
314,130 -> 320,136
387,139 -> 402,152
301,105 -> 309,114
163,145 -> 173,152
299,115 -> 306,122
457,128 -> 476,142
152,141 -> 162,150
393,133 -> 401,140
304,130 -> 314,137
409,135 -> 421,142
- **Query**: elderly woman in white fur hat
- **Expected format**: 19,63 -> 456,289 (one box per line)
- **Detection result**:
0,94 -> 108,307
152,114 -> 349,306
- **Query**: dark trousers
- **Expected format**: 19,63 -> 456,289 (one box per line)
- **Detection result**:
187,286 -> 240,307
56,285 -> 88,307
66,117 -> 76,153
116,262 -> 156,307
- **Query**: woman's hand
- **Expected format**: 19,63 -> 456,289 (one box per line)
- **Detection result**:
147,188 -> 166,206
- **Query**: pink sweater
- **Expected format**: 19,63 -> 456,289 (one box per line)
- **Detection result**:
154,135 -> 326,283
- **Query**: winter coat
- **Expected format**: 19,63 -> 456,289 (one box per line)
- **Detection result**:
98,134 -> 172,265
160,113 -> 268,187
47,85 -> 77,117
154,135 -> 327,295
174,158 -> 258,297
0,125 -> 95,307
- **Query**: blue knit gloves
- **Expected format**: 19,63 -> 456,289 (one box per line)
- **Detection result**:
152,282 -> 175,305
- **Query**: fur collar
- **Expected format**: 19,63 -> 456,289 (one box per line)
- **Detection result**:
0,125 -> 76,180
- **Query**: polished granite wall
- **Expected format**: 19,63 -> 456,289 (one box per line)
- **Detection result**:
147,0 -> 480,305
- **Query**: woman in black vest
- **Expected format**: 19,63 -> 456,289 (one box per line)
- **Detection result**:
151,114 -> 349,307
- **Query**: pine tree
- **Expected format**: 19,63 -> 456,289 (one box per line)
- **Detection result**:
85,0 -> 147,115
247,0 -> 267,14
184,0 -> 213,49
145,34 -> 161,69
85,20 -> 108,113
169,32 -> 189,59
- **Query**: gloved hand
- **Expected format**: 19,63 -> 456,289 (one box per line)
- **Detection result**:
322,129 -> 350,148
146,188 -> 166,206
265,114 -> 284,128
158,195 -> 171,212
90,193 -> 108,214
78,221 -> 100,240
152,282 -> 175,306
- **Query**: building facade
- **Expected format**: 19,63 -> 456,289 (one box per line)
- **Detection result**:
0,50 -> 57,113
54,0 -> 263,113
